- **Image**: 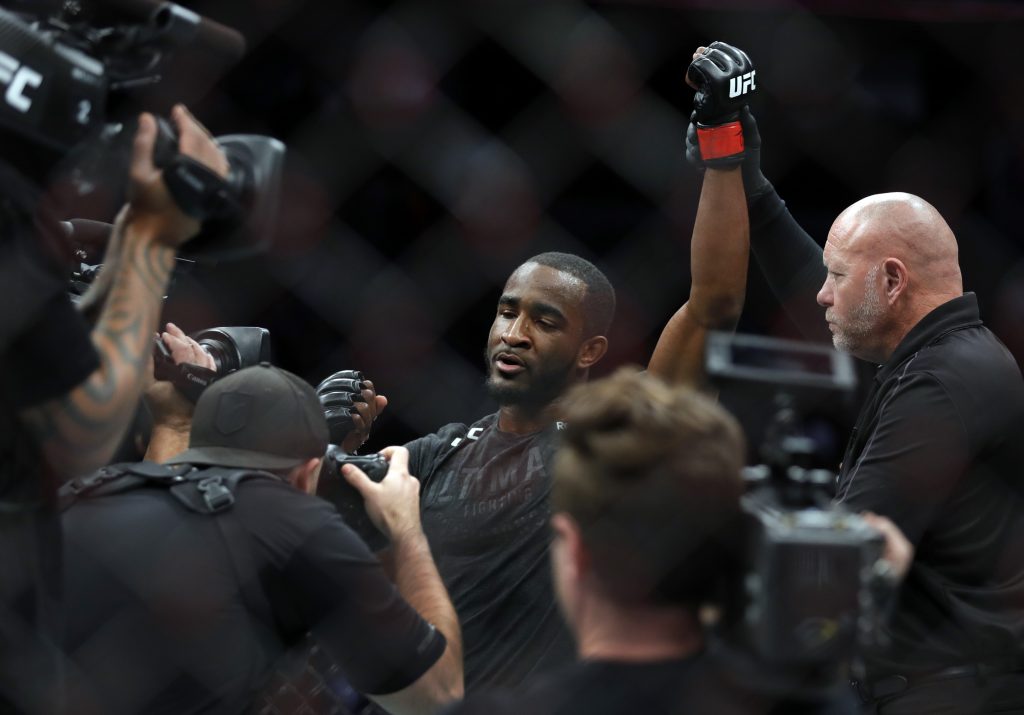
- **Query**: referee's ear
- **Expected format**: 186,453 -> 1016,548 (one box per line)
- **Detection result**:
289,457 -> 324,495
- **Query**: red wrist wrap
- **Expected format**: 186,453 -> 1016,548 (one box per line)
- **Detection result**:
696,121 -> 744,160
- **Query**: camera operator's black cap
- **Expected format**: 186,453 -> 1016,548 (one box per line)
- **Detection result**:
170,363 -> 329,470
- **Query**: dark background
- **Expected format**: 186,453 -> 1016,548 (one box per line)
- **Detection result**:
78,0 -> 1024,449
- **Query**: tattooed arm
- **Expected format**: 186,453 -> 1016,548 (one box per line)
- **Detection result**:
19,105 -> 228,478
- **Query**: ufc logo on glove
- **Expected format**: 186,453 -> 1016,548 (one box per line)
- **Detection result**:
729,70 -> 756,98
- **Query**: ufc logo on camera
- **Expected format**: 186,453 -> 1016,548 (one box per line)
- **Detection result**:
729,70 -> 756,99
0,51 -> 42,113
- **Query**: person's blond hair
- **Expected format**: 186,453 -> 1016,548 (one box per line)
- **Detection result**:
553,367 -> 745,604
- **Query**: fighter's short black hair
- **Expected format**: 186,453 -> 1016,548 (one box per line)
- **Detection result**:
524,252 -> 616,337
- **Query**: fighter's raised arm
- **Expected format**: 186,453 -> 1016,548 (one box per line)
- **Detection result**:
648,43 -> 754,387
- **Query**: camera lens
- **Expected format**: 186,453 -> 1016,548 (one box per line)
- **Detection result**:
190,327 -> 270,374
197,337 -> 238,373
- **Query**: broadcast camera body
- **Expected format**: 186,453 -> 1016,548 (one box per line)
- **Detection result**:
706,332 -> 892,688
0,0 -> 284,261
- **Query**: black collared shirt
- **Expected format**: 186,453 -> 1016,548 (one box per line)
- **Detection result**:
834,294 -> 1024,678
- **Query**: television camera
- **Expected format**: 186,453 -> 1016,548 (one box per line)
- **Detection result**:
706,332 -> 894,690
0,0 -> 284,262
318,447 -> 390,551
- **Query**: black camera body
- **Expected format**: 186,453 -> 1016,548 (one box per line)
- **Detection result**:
64,115 -> 285,262
737,462 -> 884,671
317,447 -> 389,552
706,332 -> 887,680
153,325 -> 271,402
0,3 -> 285,262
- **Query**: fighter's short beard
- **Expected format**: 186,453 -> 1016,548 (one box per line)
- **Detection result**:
484,348 -> 576,411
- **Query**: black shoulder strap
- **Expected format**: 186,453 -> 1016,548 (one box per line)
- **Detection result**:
167,466 -> 279,514
190,467 -> 278,649
58,462 -> 281,514
58,461 -> 196,512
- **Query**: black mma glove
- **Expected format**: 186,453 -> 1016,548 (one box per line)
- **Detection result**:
687,107 -> 774,201
686,41 -> 757,168
317,369 -> 387,454
316,370 -> 368,445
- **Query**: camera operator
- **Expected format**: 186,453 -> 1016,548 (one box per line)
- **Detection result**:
0,104 -> 227,713
444,369 -> 915,715
688,41 -> 1024,714
59,363 -> 462,715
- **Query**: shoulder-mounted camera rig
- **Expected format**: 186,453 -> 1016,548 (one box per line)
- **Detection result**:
0,1 -> 285,262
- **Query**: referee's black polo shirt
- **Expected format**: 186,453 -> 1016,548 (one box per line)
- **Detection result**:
835,293 -> 1024,679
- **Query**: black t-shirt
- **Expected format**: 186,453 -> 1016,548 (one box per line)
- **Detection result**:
0,161 -> 99,712
749,189 -> 1024,678
0,160 -> 99,502
61,472 -> 445,715
407,413 -> 576,690
442,653 -> 857,715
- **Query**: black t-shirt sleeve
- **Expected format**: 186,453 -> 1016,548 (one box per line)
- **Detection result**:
1,290 -> 99,410
405,422 -> 468,489
280,514 -> 446,695
836,371 -> 969,545
405,433 -> 443,484
748,188 -> 831,343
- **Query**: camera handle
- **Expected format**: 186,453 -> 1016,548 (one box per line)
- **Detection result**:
152,335 -> 220,403
151,117 -> 242,223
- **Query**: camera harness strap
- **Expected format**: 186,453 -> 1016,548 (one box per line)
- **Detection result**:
59,462 -> 277,640
59,461 -> 269,512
